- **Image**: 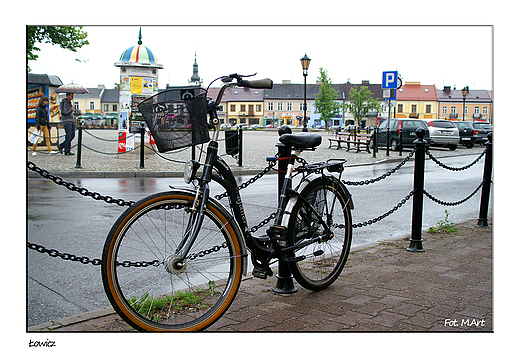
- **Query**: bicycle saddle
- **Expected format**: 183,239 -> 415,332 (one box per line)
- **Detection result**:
279,132 -> 322,149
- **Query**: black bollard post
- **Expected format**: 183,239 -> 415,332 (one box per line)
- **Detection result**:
476,133 -> 493,227
75,122 -> 83,169
399,130 -> 403,156
272,125 -> 297,294
408,127 -> 427,253
139,124 -> 145,169
238,127 -> 243,167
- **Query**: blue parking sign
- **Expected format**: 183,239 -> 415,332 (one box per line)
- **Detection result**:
382,71 -> 398,89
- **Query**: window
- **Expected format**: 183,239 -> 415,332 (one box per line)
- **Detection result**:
287,102 -> 293,111
73,102 -> 79,110
104,104 -> 109,112
268,102 -> 273,111
483,106 -> 488,114
442,106 -> 447,114
300,102 -> 304,111
112,104 -> 118,112
240,105 -> 246,112
425,104 -> 431,113
451,107 -> 457,114
256,104 -> 262,112
89,101 -> 95,110
474,107 -> 480,115
397,104 -> 403,113
230,104 -> 236,112
248,105 -> 254,112
277,102 -> 283,111
464,106 -> 467,114
411,104 -> 417,113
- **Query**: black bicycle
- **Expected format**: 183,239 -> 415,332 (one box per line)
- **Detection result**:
101,73 -> 354,331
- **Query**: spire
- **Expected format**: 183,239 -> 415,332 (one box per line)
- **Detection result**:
138,27 -> 142,45
190,51 -> 201,84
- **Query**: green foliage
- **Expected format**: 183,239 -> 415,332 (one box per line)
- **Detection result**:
313,67 -> 341,128
343,86 -> 381,127
428,210 -> 459,233
27,26 -> 89,71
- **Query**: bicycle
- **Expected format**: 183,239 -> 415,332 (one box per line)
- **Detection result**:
101,73 -> 354,331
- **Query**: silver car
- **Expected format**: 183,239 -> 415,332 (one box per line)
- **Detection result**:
426,120 -> 460,150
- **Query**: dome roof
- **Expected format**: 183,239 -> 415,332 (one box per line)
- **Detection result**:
119,44 -> 158,64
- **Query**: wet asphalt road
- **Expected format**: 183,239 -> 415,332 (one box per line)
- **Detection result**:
27,154 -> 491,327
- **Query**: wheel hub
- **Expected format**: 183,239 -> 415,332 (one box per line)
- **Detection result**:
165,255 -> 186,274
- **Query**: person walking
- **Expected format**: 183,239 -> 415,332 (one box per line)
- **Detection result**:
58,93 -> 76,155
31,96 -> 58,156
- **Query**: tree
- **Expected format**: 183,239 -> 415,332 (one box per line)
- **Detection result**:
27,26 -> 89,71
343,85 -> 380,127
313,67 -> 341,128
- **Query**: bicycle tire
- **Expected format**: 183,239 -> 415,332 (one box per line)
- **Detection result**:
286,176 -> 353,291
102,190 -> 244,331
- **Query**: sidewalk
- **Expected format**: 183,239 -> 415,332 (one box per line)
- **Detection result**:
28,219 -> 492,332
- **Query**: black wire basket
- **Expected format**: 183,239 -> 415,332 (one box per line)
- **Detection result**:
138,88 -> 209,153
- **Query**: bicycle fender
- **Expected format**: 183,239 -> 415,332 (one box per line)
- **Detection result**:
280,174 -> 354,228
167,187 -> 248,276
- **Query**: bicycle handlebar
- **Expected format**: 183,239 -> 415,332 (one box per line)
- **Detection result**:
239,78 -> 273,89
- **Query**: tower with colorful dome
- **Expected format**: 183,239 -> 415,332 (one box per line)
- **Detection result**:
115,27 -> 162,152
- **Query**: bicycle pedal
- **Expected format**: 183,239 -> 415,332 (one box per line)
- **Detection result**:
252,266 -> 273,279
257,234 -> 270,242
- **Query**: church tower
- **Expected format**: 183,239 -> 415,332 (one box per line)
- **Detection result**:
188,52 -> 202,86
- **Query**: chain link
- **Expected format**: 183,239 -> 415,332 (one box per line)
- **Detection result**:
423,180 -> 484,206
426,148 -> 487,171
215,159 -> 277,200
27,161 -> 135,207
342,148 -> 416,186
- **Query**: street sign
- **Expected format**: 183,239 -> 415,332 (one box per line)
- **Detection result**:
383,88 -> 396,100
382,71 -> 398,89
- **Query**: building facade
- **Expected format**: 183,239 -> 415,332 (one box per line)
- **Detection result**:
395,82 -> 439,120
437,86 -> 492,122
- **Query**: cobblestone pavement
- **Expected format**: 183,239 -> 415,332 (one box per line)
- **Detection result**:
29,219 -> 492,333
27,128 -> 487,176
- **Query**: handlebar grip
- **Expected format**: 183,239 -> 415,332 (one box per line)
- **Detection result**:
240,78 -> 273,89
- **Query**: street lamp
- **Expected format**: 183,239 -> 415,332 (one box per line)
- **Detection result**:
461,86 -> 469,121
300,53 -> 311,132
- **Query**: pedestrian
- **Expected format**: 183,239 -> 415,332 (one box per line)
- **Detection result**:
58,93 -> 76,155
31,96 -> 58,156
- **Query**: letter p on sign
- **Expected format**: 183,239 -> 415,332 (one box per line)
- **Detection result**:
382,71 -> 398,89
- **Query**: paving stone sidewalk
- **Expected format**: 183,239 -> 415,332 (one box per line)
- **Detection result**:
29,219 -> 492,332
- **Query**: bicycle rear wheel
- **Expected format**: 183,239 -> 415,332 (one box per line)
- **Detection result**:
102,190 -> 244,331
287,176 -> 352,291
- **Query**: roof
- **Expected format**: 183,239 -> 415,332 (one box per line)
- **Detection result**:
101,88 -> 119,103
28,73 -> 63,87
343,83 -> 384,101
226,87 -> 265,102
264,83 -> 343,100
396,82 -> 438,101
437,88 -> 492,103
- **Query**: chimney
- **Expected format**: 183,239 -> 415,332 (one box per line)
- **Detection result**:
362,80 -> 369,85
443,86 -> 451,93
282,80 -> 291,84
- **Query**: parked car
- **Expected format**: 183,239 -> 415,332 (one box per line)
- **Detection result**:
453,121 -> 477,148
472,121 -> 493,144
426,120 -> 459,150
372,119 -> 430,151
220,123 -> 232,130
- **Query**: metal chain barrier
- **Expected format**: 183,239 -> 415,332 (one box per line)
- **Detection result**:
342,148 -> 416,186
27,161 -> 134,207
426,148 -> 487,171
423,180 -> 484,207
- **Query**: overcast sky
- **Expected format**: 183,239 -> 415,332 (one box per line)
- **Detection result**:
29,25 -> 493,91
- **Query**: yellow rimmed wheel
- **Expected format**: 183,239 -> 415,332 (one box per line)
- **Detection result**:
102,190 -> 244,331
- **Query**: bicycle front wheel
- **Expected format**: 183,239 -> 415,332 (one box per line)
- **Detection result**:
287,176 -> 353,291
102,190 -> 244,331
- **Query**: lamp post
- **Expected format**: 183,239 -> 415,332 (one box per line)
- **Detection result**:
300,54 -> 311,132
461,86 -> 469,121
